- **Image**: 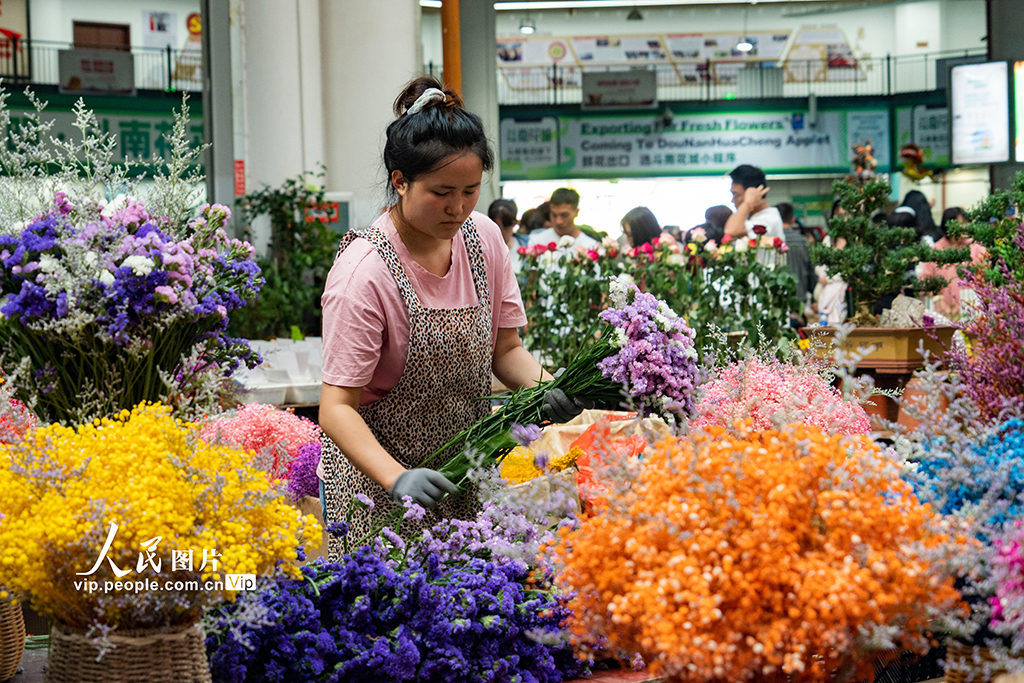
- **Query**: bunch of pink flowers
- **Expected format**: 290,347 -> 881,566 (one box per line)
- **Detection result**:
694,356 -> 871,435
199,403 -> 321,481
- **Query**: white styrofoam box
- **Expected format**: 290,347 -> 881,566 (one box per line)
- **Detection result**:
263,368 -> 291,384
241,384 -> 289,405
307,365 -> 323,382
285,383 -> 321,405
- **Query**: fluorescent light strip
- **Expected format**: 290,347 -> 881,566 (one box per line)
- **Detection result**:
419,0 -> 442,7
495,0 -> 802,8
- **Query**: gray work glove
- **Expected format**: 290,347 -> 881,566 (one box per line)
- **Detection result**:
542,388 -> 594,424
390,468 -> 458,508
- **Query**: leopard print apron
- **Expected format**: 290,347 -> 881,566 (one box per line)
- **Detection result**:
322,217 -> 493,560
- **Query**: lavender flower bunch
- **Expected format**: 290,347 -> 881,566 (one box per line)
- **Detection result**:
0,194 -> 262,424
597,277 -> 699,423
204,546 -> 585,683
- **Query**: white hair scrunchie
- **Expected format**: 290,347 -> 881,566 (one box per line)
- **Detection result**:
894,206 -> 917,216
406,88 -> 447,115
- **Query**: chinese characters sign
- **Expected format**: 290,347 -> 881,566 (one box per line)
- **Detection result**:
5,106 -> 204,166
500,108 -> 890,180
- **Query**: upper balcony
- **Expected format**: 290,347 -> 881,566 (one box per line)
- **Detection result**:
0,36 -> 202,94
441,48 -> 987,107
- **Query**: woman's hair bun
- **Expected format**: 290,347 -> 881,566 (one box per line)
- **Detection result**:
393,75 -> 463,117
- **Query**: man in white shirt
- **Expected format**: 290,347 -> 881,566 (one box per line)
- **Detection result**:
528,187 -> 599,250
723,165 -> 784,241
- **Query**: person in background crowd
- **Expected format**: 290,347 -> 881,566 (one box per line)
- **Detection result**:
318,77 -> 590,548
520,208 -> 547,235
489,198 -> 527,275
900,190 -> 942,245
920,206 -> 988,317
689,205 -> 732,246
777,202 -> 816,321
724,165 -> 784,240
537,201 -> 552,229
528,187 -> 599,249
620,206 -> 662,248
815,200 -> 848,324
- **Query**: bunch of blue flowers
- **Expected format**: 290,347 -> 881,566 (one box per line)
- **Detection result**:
204,544 -> 584,683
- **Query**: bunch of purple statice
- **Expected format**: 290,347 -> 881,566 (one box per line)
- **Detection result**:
204,544 -> 586,683
596,277 -> 699,424
0,195 -> 262,424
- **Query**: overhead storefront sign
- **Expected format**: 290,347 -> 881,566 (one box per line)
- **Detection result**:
500,108 -> 890,180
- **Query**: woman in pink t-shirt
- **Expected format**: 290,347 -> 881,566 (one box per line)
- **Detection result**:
318,77 -> 589,550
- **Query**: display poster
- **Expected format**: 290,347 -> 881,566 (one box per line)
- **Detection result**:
572,36 -> 668,62
1015,62 -> 1024,162
500,108 -> 890,180
951,61 -> 1010,165
582,70 -> 657,109
142,11 -> 177,49
0,0 -> 29,79
497,38 -> 572,65
783,27 -> 862,83
896,105 -> 950,167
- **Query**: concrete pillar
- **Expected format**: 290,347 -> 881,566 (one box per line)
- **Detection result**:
237,0 -> 325,252
201,0 -> 235,209
320,0 -> 421,229
459,0 -> 501,210
987,0 -> 1024,190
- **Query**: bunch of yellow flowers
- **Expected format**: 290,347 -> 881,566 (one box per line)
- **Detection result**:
0,402 -> 320,630
500,445 -> 584,485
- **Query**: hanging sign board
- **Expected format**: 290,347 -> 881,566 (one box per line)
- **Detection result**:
582,70 -> 657,109
58,49 -> 136,96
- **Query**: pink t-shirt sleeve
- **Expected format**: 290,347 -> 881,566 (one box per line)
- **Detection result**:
320,245 -> 391,388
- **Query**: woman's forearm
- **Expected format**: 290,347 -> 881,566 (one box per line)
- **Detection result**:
319,397 -> 406,491
493,328 -> 554,389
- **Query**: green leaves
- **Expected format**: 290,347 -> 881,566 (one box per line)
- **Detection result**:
227,167 -> 338,339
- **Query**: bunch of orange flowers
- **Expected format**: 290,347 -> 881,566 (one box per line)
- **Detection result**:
551,423 -> 965,683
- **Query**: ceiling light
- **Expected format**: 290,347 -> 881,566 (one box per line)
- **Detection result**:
519,17 -> 536,33
626,7 -> 643,20
736,40 -> 753,52
419,0 -> 442,7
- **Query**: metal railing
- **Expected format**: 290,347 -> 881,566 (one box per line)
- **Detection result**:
491,49 -> 986,106
0,37 -> 203,92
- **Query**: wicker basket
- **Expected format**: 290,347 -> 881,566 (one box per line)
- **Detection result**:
945,643 -> 1000,683
0,597 -> 25,681
46,621 -> 211,683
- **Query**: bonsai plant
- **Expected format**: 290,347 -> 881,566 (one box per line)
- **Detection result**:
812,176 -> 968,324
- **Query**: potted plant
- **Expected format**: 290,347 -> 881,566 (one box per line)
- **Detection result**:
810,176 -> 969,372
